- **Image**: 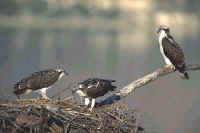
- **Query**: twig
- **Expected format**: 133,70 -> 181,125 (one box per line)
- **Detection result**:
103,111 -> 123,123
65,116 -> 78,133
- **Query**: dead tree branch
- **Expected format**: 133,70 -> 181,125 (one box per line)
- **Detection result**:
99,64 -> 200,105
118,64 -> 200,97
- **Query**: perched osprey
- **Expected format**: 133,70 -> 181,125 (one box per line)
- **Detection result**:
157,25 -> 189,79
75,78 -> 116,112
14,67 -> 68,99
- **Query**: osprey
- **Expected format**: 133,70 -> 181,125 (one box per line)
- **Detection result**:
75,78 -> 116,112
157,25 -> 189,79
14,67 -> 68,99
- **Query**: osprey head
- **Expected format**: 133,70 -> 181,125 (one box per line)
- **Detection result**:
157,25 -> 170,34
73,83 -> 87,97
55,66 -> 69,76
78,83 -> 86,90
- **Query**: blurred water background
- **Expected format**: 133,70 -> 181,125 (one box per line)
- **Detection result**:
0,0 -> 200,132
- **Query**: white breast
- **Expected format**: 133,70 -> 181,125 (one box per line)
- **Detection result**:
158,30 -> 172,65
76,90 -> 86,97
58,72 -> 65,80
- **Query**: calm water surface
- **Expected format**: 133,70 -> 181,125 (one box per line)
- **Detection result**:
0,2 -> 200,133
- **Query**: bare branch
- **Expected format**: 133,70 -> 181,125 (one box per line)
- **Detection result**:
98,64 -> 200,106
117,64 -> 200,97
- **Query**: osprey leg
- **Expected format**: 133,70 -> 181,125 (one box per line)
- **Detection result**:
84,98 -> 90,106
39,88 -> 50,100
89,98 -> 95,112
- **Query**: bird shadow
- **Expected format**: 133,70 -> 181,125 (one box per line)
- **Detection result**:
96,93 -> 121,107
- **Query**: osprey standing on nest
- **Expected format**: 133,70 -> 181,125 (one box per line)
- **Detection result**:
75,78 -> 116,112
14,67 -> 68,99
157,25 -> 189,79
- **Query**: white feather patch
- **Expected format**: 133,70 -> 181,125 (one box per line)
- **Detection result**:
39,87 -> 48,93
159,30 -> 173,65
76,90 -> 86,97
78,84 -> 84,88
85,98 -> 90,106
59,72 -> 65,80
90,98 -> 95,109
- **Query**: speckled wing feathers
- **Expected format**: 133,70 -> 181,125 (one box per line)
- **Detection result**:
162,36 -> 186,71
14,69 -> 60,95
79,78 -> 116,98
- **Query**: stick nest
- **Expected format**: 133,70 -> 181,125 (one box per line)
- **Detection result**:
0,97 -> 144,133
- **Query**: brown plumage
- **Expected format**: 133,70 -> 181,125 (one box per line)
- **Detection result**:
14,68 -> 68,98
76,78 -> 116,111
78,78 -> 116,98
157,25 -> 189,79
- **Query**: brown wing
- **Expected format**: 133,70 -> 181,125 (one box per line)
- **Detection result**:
14,69 -> 60,92
162,36 -> 186,70
26,70 -> 60,90
82,78 -> 116,98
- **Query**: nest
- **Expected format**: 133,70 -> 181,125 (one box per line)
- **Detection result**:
0,97 -> 144,133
